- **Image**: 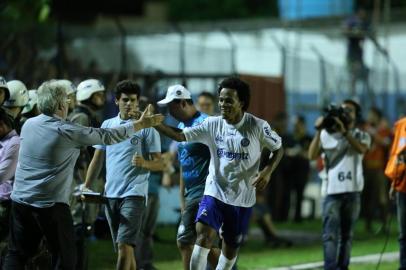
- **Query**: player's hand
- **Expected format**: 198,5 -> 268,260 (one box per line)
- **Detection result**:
80,184 -> 96,201
314,116 -> 324,130
132,153 -> 145,168
252,171 -> 271,191
128,110 -> 142,120
137,104 -> 164,129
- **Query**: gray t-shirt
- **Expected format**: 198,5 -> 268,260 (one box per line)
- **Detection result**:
11,114 -> 135,208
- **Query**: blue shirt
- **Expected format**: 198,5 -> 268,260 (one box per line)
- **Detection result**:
178,112 -> 210,202
95,114 -> 161,198
12,114 -> 135,208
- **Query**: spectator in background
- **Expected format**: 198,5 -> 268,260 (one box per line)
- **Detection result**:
268,112 -> 295,221
0,108 -> 20,243
69,78 -> 106,270
362,107 -> 391,233
2,80 -> 29,134
342,8 -> 387,95
57,79 -> 77,115
290,115 -> 312,222
84,80 -> 162,270
20,90 -> 40,127
0,77 -> 10,106
196,91 -> 216,116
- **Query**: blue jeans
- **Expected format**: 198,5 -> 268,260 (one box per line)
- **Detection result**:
397,192 -> 406,270
322,192 -> 360,270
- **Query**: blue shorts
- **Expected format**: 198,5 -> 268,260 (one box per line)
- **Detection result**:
195,195 -> 252,248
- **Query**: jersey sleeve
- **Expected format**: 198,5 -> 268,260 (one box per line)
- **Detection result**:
259,121 -> 282,152
183,118 -> 210,144
143,128 -> 161,154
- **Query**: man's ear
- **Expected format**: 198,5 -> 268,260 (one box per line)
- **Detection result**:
115,98 -> 119,106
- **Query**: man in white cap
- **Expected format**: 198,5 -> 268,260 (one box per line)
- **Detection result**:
0,76 -> 10,106
155,84 -> 220,270
153,77 -> 283,270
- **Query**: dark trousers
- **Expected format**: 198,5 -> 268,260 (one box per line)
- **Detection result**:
2,201 -> 76,270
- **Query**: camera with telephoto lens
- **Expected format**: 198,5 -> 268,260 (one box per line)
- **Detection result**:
319,104 -> 352,133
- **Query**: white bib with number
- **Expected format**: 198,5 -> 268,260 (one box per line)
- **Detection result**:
320,129 -> 370,195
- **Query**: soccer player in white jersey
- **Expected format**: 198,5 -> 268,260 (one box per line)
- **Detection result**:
153,77 -> 284,270
308,100 -> 371,270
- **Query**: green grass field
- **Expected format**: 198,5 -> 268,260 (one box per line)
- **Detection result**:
88,219 -> 401,270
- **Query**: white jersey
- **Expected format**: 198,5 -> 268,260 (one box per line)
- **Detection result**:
183,113 -> 282,207
320,129 -> 371,195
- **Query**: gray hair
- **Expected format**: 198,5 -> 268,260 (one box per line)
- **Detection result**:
37,80 -> 68,115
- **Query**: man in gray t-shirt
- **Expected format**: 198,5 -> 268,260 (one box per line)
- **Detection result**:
3,80 -> 163,270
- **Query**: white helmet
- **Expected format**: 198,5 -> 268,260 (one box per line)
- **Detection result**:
76,79 -> 105,102
3,80 -> 29,108
57,79 -> 76,96
22,90 -> 38,114
0,76 -> 10,102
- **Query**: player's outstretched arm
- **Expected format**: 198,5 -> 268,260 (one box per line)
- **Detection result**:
154,124 -> 186,142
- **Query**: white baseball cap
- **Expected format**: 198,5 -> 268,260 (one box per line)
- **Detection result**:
157,85 -> 191,106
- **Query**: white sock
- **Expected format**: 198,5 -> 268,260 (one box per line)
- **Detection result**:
215,252 -> 237,270
190,245 -> 210,270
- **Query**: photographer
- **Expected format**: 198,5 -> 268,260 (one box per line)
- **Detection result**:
308,100 -> 371,270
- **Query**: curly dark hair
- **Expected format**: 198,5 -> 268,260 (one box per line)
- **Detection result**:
217,77 -> 250,111
115,80 -> 141,99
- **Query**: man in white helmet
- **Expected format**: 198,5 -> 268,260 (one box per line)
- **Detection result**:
70,78 -> 105,127
68,78 -> 106,270
0,76 -> 10,106
20,90 -> 40,127
57,79 -> 77,115
2,80 -> 29,134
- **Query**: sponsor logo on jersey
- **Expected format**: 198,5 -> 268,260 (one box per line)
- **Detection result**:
215,135 -> 224,144
217,148 -> 249,160
263,126 -> 272,137
241,137 -> 250,147
264,126 -> 279,143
